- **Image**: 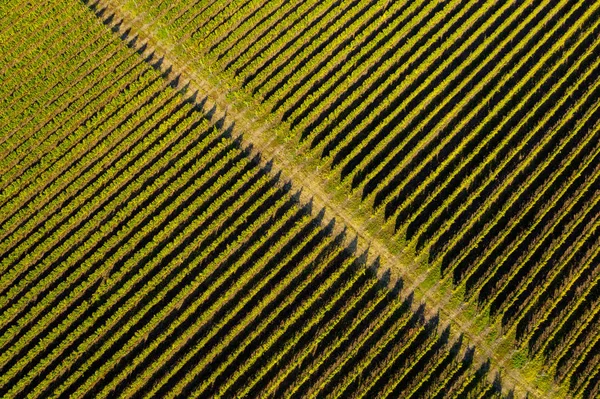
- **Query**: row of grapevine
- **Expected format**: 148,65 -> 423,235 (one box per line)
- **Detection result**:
125,0 -> 600,392
1,0 -> 509,397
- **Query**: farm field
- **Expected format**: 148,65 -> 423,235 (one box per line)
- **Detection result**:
0,0 -> 508,397
1,0 -> 598,397
93,0 -> 599,396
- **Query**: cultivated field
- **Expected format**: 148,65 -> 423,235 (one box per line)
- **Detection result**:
0,0 -> 509,397
104,0 -> 600,396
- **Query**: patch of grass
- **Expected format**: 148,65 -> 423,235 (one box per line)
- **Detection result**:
155,26 -> 170,42
511,349 -> 528,369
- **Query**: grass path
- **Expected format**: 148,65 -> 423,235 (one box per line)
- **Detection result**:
82,1 -> 564,396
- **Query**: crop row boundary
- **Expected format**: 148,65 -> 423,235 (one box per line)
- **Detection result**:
79,0 -> 565,397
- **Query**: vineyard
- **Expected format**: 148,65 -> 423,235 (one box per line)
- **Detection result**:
93,0 -> 599,396
0,0 -> 508,397
1,0 -> 598,397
